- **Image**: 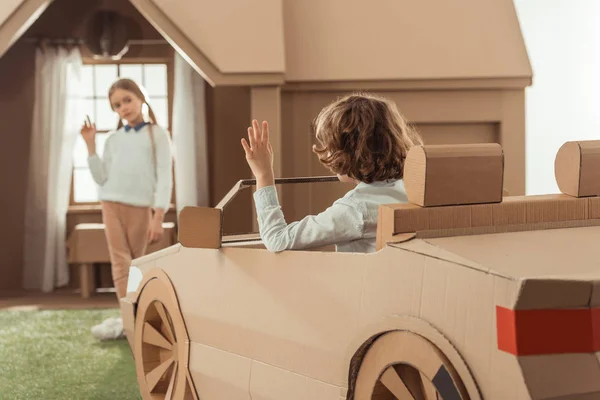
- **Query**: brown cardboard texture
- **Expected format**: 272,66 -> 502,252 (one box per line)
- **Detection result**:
0,0 -> 535,292
0,0 -> 533,255
376,194 -> 600,249
555,140 -> 600,197
353,330 -> 468,400
132,268 -> 197,400
177,206 -> 222,249
123,233 -> 600,400
121,143 -> 600,400
404,143 -> 504,207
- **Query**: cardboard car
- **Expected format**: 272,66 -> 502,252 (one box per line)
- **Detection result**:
120,140 -> 600,400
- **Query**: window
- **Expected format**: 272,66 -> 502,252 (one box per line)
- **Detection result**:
72,62 -> 170,204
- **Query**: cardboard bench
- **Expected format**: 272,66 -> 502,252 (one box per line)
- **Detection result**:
67,222 -> 176,298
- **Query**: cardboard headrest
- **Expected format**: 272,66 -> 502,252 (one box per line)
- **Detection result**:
555,140 -> 600,197
404,143 -> 504,207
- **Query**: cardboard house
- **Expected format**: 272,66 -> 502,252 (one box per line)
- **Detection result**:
121,140 -> 600,400
0,0 -> 532,290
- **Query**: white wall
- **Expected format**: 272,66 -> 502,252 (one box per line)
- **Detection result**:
514,0 -> 600,194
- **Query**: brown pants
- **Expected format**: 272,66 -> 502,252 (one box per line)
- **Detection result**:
101,201 -> 151,299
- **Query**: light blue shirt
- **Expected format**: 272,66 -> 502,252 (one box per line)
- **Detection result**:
87,124 -> 173,210
253,179 -> 408,253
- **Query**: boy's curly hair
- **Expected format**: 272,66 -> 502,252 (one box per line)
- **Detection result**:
312,93 -> 423,184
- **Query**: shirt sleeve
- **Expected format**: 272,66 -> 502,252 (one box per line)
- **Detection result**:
152,126 -> 173,211
253,185 -> 365,252
87,135 -> 112,186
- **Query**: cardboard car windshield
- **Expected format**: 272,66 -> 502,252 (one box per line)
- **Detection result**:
120,141 -> 600,400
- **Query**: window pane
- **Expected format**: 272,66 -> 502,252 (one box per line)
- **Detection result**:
94,65 -> 118,96
119,64 -> 143,85
72,136 -> 89,168
144,64 -> 167,97
150,97 -> 168,128
96,97 -> 116,131
81,65 -> 94,97
73,168 -> 99,203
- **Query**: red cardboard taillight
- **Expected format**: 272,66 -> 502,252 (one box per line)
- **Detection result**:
496,306 -> 600,355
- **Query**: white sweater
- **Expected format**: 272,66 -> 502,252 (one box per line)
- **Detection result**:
254,179 -> 408,253
87,123 -> 173,210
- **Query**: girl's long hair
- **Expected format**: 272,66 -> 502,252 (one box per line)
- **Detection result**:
108,78 -> 158,129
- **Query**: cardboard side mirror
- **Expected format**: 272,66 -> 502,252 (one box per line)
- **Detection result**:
555,140 -> 600,197
177,207 -> 222,249
404,143 -> 504,207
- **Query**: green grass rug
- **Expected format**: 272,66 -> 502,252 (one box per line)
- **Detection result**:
0,309 -> 141,400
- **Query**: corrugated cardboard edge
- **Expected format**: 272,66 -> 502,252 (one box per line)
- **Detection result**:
375,194 -> 600,247
413,219 -> 600,240
343,315 -> 482,400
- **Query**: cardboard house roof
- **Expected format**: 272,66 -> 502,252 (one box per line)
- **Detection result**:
0,0 -> 532,86
0,0 -> 23,25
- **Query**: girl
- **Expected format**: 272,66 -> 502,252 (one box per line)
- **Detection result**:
80,78 -> 173,340
241,92 -> 423,253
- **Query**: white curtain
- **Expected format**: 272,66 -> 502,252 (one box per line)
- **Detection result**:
23,47 -> 82,292
172,52 -> 209,213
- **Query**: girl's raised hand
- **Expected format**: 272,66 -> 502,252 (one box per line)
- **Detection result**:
241,119 -> 275,188
80,115 -> 97,146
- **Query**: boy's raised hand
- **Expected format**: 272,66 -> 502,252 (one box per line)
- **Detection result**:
241,119 -> 275,189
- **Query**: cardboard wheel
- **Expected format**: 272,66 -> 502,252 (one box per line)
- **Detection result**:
134,276 -> 198,400
354,331 -> 469,400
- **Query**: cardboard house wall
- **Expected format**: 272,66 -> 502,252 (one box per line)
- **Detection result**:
0,0 -> 533,195
0,0 -> 532,288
